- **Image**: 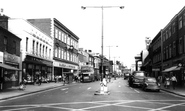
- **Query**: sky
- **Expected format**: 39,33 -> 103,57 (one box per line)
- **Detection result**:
1,0 -> 185,68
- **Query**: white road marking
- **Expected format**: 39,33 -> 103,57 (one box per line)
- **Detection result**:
2,100 -> 185,111
61,88 -> 68,91
134,89 -> 140,93
87,87 -> 91,90
0,84 -> 77,103
149,102 -> 185,111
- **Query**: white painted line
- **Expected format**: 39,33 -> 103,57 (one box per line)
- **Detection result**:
87,87 -> 91,90
0,84 -> 77,103
61,88 -> 68,91
149,102 -> 185,111
134,89 -> 140,93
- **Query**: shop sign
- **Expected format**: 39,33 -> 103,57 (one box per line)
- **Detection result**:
54,61 -> 78,69
0,51 -> 3,63
4,52 -> 20,64
152,68 -> 160,71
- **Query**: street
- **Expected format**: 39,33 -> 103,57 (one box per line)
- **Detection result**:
0,78 -> 185,111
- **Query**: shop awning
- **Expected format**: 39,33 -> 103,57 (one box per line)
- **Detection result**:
0,63 -> 21,71
162,66 -> 177,72
173,67 -> 183,71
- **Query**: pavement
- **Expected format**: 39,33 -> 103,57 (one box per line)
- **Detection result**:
1,79 -> 185,101
0,82 -> 68,100
160,82 -> 185,97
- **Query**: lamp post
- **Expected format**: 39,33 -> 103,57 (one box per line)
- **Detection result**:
106,45 -> 118,61
81,6 -> 124,82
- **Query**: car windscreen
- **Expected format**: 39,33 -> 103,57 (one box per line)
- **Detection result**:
146,78 -> 157,82
134,72 -> 145,77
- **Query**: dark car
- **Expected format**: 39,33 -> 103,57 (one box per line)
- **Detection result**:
141,77 -> 160,92
128,71 -> 145,87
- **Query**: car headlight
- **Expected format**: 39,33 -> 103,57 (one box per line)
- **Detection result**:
134,79 -> 139,82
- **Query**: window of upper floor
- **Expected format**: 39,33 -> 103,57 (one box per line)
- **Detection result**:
183,13 -> 185,27
55,28 -> 58,39
163,33 -> 166,42
26,37 -> 28,51
172,22 -> 176,34
13,40 -> 16,54
166,46 -> 169,59
169,27 -> 171,37
169,44 -> 172,58
179,16 -> 182,30
173,41 -> 176,57
179,37 -> 183,54
166,30 -> 169,40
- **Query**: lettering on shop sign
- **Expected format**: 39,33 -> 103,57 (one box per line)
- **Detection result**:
59,63 -> 75,69
4,52 -> 19,64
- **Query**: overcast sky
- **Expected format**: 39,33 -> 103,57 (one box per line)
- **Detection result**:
1,0 -> 185,68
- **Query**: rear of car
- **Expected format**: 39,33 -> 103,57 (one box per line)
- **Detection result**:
142,77 -> 160,92
128,71 -> 145,87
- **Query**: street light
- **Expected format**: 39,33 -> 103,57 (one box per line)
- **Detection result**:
81,6 -> 124,82
106,45 -> 118,60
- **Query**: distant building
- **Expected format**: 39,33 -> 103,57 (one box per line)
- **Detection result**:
27,18 -> 79,83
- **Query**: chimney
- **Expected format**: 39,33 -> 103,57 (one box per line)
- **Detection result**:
0,8 -> 4,16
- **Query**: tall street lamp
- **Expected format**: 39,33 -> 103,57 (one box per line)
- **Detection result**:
81,6 -> 124,82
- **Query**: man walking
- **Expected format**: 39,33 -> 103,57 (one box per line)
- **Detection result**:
171,74 -> 177,89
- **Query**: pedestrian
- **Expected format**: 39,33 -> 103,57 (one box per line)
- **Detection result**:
171,74 -> 177,89
38,77 -> 42,86
165,76 -> 170,89
63,74 -> 66,86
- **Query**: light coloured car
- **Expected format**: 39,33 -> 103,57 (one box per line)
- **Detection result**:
141,77 -> 160,92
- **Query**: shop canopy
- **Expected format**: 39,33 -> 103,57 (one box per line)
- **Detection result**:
0,63 -> 21,71
162,66 -> 178,72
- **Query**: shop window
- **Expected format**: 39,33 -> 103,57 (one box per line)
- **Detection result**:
4,70 -> 18,82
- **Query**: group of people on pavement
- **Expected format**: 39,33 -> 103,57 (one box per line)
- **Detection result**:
163,72 -> 177,90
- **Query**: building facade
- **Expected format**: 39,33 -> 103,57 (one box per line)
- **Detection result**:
0,17 -> 54,84
0,15 -> 21,90
27,18 -> 79,83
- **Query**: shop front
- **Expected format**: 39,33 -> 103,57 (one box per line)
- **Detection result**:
23,55 -> 53,84
53,60 -> 78,83
0,52 -> 21,90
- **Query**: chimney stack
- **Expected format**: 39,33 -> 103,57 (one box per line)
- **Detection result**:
0,8 -> 4,16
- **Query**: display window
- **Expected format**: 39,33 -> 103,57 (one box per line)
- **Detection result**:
4,70 -> 18,82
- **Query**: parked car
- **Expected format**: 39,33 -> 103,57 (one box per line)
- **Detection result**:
141,77 -> 160,92
128,71 -> 145,87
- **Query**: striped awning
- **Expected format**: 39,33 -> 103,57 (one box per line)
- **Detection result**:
162,66 -> 177,72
